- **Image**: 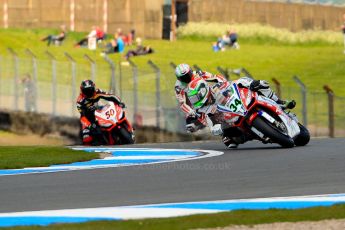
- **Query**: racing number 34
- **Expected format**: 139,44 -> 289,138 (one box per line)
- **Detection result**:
230,99 -> 242,112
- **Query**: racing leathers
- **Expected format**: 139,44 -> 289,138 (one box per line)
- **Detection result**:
237,77 -> 283,104
186,79 -> 248,148
175,70 -> 229,116
76,89 -> 124,145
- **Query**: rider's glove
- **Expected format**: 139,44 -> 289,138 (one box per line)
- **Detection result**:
196,70 -> 203,76
87,105 -> 97,112
211,124 -> 223,136
186,123 -> 197,133
118,102 -> 126,108
187,109 -> 198,118
88,122 -> 98,130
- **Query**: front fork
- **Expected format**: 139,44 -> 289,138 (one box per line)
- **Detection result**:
247,110 -> 288,140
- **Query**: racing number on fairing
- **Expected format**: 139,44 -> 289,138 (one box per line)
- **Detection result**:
230,99 -> 242,112
105,109 -> 115,119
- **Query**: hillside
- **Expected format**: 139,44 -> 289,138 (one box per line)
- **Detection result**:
0,26 -> 344,96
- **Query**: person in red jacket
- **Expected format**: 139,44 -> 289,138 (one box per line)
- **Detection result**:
76,79 -> 125,145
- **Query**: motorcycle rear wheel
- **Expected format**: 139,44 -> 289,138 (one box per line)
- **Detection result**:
252,116 -> 294,148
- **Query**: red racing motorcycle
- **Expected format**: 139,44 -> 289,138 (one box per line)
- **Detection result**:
213,82 -> 310,147
82,99 -> 135,145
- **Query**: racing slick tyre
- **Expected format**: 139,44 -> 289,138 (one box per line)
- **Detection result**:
294,123 -> 310,146
118,127 -> 135,145
252,116 -> 294,148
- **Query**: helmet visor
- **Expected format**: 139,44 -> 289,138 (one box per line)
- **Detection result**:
179,71 -> 192,83
82,87 -> 95,97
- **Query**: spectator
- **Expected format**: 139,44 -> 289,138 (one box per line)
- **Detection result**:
102,32 -> 125,54
212,42 -> 220,52
123,29 -> 135,46
125,38 -> 154,60
125,46 -> 154,60
41,25 -> 66,46
129,29 -> 136,45
115,32 -> 125,53
116,28 -> 135,46
117,28 -> 123,37
75,37 -> 88,48
75,26 -> 101,49
20,74 -> 35,112
229,29 -> 240,49
214,28 -> 240,51
95,26 -> 106,43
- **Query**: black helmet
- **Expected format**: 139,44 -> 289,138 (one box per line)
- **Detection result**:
80,79 -> 95,98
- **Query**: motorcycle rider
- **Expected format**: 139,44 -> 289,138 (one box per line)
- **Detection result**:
174,63 -> 296,148
77,79 -> 125,145
175,63 -> 230,131
186,77 -> 247,148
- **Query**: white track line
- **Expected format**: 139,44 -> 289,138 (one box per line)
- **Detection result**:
0,149 -> 224,176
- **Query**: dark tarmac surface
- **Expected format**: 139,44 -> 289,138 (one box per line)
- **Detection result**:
0,138 -> 344,212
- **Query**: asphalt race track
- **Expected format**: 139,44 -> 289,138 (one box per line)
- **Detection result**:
0,138 -> 344,213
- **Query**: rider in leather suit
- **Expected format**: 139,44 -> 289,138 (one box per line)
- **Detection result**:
77,79 -> 125,145
174,63 -> 295,148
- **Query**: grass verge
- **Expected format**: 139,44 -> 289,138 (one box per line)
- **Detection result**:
0,146 -> 99,169
177,22 -> 343,45
3,204 -> 345,230
1,27 -> 345,96
0,131 -> 67,146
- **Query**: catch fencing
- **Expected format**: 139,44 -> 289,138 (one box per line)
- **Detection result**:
0,50 -> 185,133
0,51 -> 344,137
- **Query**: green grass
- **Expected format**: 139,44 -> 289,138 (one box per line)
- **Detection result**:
0,28 -> 122,64
0,27 -> 345,133
0,146 -> 99,169
4,204 -> 345,230
177,22 -> 343,45
1,27 -> 344,96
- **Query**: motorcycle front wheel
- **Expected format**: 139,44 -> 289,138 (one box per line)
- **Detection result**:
252,116 -> 294,148
117,127 -> 135,145
294,123 -> 310,146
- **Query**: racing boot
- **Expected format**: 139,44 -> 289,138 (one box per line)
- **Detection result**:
222,136 -> 238,149
82,129 -> 93,146
280,99 -> 296,110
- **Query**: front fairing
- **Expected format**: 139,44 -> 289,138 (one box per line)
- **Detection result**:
95,100 -> 119,128
256,96 -> 300,138
216,83 -> 248,116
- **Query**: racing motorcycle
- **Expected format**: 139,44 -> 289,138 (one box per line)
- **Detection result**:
83,99 -> 135,145
196,82 -> 310,148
